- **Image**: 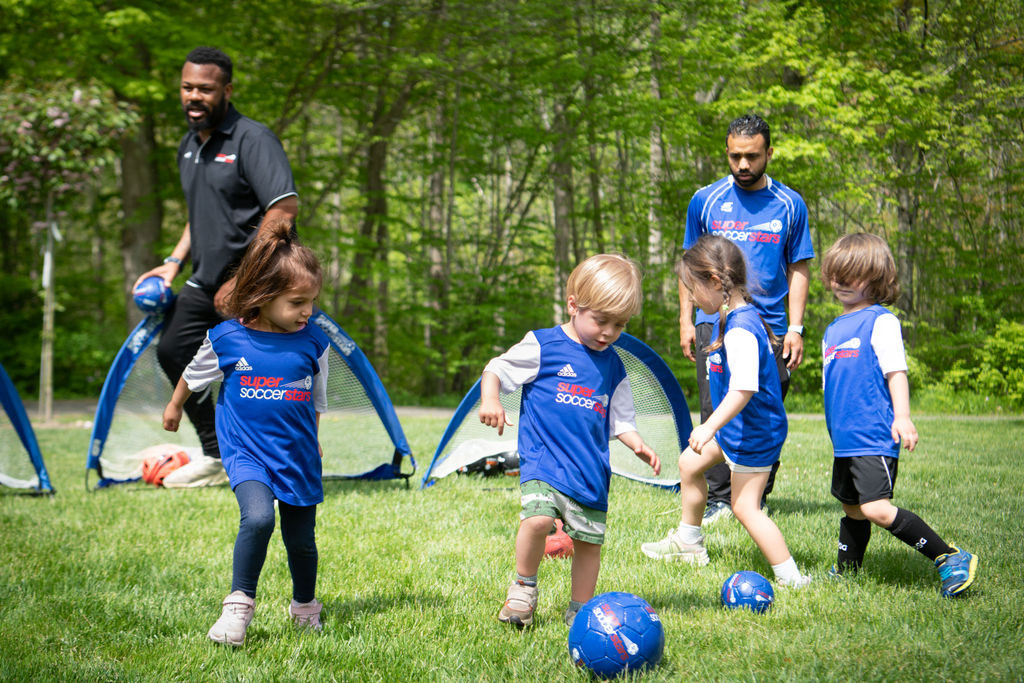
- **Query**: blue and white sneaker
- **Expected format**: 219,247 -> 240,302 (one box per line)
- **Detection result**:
702,500 -> 733,525
935,546 -> 978,597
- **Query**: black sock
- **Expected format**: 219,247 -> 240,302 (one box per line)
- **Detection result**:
837,516 -> 872,573
886,508 -> 954,561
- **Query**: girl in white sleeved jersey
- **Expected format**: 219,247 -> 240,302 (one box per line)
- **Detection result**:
163,219 -> 330,645
642,234 -> 811,588
821,233 -> 977,597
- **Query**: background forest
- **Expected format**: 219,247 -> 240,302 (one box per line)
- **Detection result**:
1,0 -> 1022,413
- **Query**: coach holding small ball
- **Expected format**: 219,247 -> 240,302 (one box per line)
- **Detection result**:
133,46 -> 298,488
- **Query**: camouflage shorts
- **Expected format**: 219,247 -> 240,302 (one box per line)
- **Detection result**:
519,479 -> 606,545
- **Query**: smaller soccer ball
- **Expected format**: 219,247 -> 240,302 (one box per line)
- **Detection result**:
721,570 -> 774,613
544,518 -> 574,559
133,276 -> 175,314
568,592 -> 664,678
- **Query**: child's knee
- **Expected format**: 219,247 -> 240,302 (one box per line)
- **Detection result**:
520,515 -> 555,536
859,499 -> 897,526
240,508 -> 275,538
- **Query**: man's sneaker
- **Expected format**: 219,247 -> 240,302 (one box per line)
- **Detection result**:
163,455 -> 228,488
208,591 -> 255,646
935,546 -> 978,597
702,501 -> 734,525
564,606 -> 579,627
288,599 -> 323,631
640,529 -> 710,565
498,580 -> 538,628
777,573 -> 813,589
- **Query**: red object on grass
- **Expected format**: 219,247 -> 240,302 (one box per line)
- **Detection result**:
544,519 -> 574,558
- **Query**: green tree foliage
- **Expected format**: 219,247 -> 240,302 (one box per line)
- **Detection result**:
0,0 -> 1020,411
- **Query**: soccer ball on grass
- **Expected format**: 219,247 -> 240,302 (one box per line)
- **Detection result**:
568,591 -> 664,678
720,570 -> 774,613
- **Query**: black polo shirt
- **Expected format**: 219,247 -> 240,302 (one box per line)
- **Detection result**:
177,104 -> 297,291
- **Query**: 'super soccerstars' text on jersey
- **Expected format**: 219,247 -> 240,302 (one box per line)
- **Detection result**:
483,326 -> 638,511
178,104 -> 297,291
707,306 -> 787,466
182,319 -> 329,506
823,305 -> 907,458
685,175 -> 814,333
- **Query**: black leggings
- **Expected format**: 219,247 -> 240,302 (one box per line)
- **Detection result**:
231,480 -> 318,603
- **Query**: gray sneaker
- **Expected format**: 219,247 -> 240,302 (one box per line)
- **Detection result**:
208,591 -> 255,646
702,501 -> 734,524
498,580 -> 538,628
640,529 -> 710,565
163,455 -> 228,488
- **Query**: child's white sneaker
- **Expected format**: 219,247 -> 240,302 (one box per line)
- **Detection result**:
208,591 -> 255,646
640,529 -> 710,565
777,573 -> 813,589
288,599 -> 323,631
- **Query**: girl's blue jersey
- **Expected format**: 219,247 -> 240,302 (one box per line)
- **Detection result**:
708,307 -> 787,466
823,305 -> 900,458
183,319 -> 330,506
685,175 -> 814,334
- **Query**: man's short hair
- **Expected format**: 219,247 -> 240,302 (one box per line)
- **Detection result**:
727,114 -> 771,149
185,47 -> 233,84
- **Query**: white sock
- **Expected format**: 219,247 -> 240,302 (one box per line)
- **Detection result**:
675,522 -> 703,544
771,556 -> 802,583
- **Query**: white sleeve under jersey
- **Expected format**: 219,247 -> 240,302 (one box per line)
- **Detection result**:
871,312 -> 908,377
313,348 -> 329,413
723,327 -> 760,392
609,374 -> 638,436
483,331 -> 541,394
181,335 -> 224,392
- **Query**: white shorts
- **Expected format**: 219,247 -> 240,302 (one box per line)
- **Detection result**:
723,451 -> 774,473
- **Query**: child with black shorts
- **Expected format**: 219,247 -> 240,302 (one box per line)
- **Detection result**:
821,233 -> 977,597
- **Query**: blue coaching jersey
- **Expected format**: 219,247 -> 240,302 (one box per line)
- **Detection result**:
823,305 -> 901,458
685,175 -> 814,333
707,307 -> 787,466
485,326 -> 635,511
183,319 -> 330,506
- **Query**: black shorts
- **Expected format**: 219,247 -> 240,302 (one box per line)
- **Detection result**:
831,456 -> 899,505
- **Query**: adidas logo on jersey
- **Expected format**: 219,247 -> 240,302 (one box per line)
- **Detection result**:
557,364 -> 577,378
235,357 -> 253,371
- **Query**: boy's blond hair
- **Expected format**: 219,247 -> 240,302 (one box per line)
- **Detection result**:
566,254 -> 642,319
821,233 -> 900,306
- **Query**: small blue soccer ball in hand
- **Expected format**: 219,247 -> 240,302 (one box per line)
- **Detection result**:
568,591 -> 664,678
721,570 -> 774,613
133,276 -> 175,314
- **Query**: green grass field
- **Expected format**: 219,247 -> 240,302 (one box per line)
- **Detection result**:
2,410 -> 1023,681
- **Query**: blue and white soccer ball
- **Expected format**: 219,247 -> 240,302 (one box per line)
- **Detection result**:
132,276 -> 175,314
568,591 -> 664,678
721,570 -> 774,613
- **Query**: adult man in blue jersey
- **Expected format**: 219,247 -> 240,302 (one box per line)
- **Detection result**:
134,47 -> 298,487
680,114 -> 813,524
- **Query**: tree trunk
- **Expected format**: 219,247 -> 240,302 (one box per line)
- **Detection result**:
120,108 -> 163,330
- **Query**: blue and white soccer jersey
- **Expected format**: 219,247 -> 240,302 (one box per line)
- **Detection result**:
822,305 -> 907,458
707,306 -> 787,466
684,175 -> 814,334
182,319 -> 330,506
483,326 -> 638,512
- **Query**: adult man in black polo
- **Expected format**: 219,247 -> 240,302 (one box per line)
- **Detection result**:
134,47 -> 298,487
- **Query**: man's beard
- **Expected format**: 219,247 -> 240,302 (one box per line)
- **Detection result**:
184,97 -> 229,132
731,167 -> 765,189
